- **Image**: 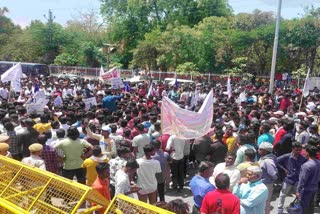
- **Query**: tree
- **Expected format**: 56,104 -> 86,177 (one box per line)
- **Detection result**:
100,0 -> 232,68
176,62 -> 199,74
235,10 -> 275,31
0,7 -> 9,16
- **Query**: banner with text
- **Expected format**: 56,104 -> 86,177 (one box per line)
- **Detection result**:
111,77 -> 125,89
100,67 -> 119,81
83,97 -> 97,110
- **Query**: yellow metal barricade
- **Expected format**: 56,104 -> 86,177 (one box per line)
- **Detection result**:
0,156 -> 109,214
105,194 -> 174,214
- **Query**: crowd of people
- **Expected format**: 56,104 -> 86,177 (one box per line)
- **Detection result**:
0,74 -> 319,214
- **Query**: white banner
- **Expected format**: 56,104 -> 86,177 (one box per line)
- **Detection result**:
33,91 -> 46,103
161,90 -> 214,139
111,77 -> 125,89
26,99 -> 49,114
1,63 -> 24,83
100,67 -> 119,81
83,97 -> 97,110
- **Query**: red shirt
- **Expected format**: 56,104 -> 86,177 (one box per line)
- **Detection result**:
158,134 -> 170,152
200,189 -> 240,214
279,98 -> 292,111
274,128 -> 286,146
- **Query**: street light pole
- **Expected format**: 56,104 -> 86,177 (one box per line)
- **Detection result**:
102,43 -> 116,70
269,0 -> 282,94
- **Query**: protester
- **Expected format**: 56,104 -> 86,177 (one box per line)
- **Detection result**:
277,141 -> 307,214
82,145 -> 109,186
237,148 -> 259,178
91,162 -> 111,213
85,123 -> 116,158
151,140 -> 170,202
222,125 -> 236,153
114,158 -> 140,197
258,142 -> 278,214
38,134 -> 60,174
166,134 -> 186,192
132,123 -> 151,158
136,144 -> 162,204
5,121 -> 23,160
234,133 -> 256,166
233,166 -> 268,214
53,127 -> 93,184
210,130 -> 228,165
296,145 -> 320,214
190,161 -> 215,214
200,173 -> 240,214
210,153 -> 240,191
166,199 -> 189,214
108,147 -> 131,198
257,122 -> 274,146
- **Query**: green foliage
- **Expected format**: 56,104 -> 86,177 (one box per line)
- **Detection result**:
176,62 -> 199,74
224,57 -> 248,75
292,64 -> 307,79
54,53 -> 79,66
0,3 -> 319,76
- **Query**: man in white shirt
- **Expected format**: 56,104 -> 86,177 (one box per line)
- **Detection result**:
210,153 -> 240,191
115,159 -> 140,198
137,144 -> 162,204
132,124 -> 151,158
166,135 -> 186,192
0,85 -> 9,100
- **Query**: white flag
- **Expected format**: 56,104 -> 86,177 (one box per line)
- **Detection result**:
99,66 -> 104,82
227,75 -> 232,99
237,91 -> 246,105
1,63 -> 24,83
10,79 -> 22,92
147,83 -> 153,97
302,68 -> 310,97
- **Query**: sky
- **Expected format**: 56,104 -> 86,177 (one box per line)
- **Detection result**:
2,0 -> 320,28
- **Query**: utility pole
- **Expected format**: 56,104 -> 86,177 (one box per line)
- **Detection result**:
269,0 -> 282,94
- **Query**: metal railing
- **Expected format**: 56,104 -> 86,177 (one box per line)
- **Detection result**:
49,65 -> 272,83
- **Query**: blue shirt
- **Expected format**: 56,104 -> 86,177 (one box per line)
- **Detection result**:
190,175 -> 215,208
233,180 -> 268,214
297,159 -> 320,194
102,94 -> 124,112
257,133 -> 274,146
259,154 -> 278,184
277,153 -> 307,185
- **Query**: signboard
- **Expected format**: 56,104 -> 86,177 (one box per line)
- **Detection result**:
111,77 -> 125,89
26,99 -> 49,114
100,67 -> 119,81
83,97 -> 97,110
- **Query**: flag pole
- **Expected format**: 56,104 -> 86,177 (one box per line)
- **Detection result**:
298,93 -> 304,112
299,68 -> 310,111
